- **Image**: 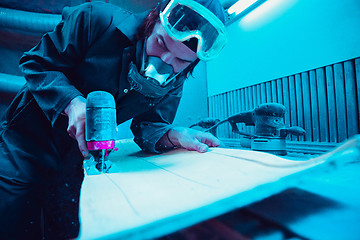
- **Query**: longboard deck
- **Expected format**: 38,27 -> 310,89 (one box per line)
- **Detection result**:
78,135 -> 360,240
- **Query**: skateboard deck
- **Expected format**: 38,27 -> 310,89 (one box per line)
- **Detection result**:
78,135 -> 359,240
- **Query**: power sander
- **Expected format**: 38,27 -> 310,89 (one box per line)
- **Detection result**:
84,91 -> 117,173
191,103 -> 306,155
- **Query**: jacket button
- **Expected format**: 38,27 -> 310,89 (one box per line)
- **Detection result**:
124,89 -> 128,93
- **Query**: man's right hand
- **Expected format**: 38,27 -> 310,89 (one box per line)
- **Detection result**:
64,96 -> 88,157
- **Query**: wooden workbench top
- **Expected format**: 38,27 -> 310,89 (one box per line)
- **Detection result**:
78,136 -> 359,240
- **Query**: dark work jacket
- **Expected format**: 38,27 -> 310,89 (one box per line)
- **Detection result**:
0,2 -> 184,182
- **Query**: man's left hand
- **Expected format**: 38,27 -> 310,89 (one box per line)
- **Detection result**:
166,127 -> 221,153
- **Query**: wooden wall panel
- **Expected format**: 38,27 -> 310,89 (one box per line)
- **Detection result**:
276,79 -> 283,105
333,63 -> 347,142
260,83 -> 266,104
301,72 -> 312,142
325,66 -> 337,142
282,77 -> 291,128
266,82 -> 272,103
344,60 -> 359,138
355,58 -> 360,134
295,74 -> 304,141
309,70 -> 320,142
207,57 -> 360,143
316,67 -> 329,142
256,84 -> 262,105
288,76 -> 297,141
271,80 -> 278,103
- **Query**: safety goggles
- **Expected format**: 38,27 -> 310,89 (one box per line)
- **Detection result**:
159,0 -> 228,61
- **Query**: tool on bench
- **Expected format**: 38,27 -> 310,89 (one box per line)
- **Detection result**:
191,103 -> 306,155
85,91 -> 117,173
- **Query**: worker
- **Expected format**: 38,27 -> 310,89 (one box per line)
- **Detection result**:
0,0 -> 228,238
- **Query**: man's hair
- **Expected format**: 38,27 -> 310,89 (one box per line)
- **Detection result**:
136,4 -> 200,80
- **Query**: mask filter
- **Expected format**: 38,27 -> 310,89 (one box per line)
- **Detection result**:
143,56 -> 175,86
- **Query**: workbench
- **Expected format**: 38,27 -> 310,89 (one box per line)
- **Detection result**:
78,136 -> 359,240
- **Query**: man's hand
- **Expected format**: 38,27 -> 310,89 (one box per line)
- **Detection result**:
166,127 -> 221,153
64,96 -> 88,157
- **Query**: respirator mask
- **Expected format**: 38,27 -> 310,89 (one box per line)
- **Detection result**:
127,41 -> 181,98
141,51 -> 180,87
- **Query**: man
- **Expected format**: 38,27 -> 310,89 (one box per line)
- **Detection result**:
0,0 -> 228,238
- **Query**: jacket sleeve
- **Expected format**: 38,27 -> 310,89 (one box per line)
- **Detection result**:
19,4 -> 96,126
130,83 -> 184,153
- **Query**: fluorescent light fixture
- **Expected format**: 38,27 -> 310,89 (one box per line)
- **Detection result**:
228,0 -> 262,15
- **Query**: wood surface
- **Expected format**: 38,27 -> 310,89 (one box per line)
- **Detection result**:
78,135 -> 359,240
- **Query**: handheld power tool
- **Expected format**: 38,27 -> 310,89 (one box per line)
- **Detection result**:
85,91 -> 117,173
191,103 -> 306,155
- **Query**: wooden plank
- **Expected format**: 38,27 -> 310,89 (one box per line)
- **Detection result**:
316,67 -> 329,142
240,88 -> 246,112
208,96 -> 213,118
222,93 -> 227,138
240,88 -> 248,135
247,178 -> 360,240
282,77 -> 291,128
227,91 -> 235,138
301,72 -> 312,142
244,87 -> 249,111
221,93 -> 227,138
355,58 -> 360,133
212,96 -> 216,119
256,84 -> 261,105
325,66 -> 338,143
225,92 -> 230,138
214,95 -> 220,137
248,87 -> 254,135
223,93 -> 228,138
333,63 -> 347,142
212,95 -> 216,119
79,137 -> 360,240
266,81 -> 272,103
271,80 -> 278,103
295,74 -> 304,141
344,60 -> 359,138
213,95 -> 218,119
249,86 -> 254,109
252,85 -> 258,107
288,76 -> 297,141
237,89 -> 242,139
214,95 -> 219,120
209,95 -> 215,135
234,89 -> 240,114
260,83 -> 266,104
276,79 -> 283,105
309,70 -> 320,142
230,91 -> 236,138
234,90 -> 241,139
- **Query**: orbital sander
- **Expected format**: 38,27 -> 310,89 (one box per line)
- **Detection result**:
191,103 -> 306,155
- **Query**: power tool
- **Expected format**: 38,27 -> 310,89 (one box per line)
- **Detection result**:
191,103 -> 306,155
84,91 -> 117,173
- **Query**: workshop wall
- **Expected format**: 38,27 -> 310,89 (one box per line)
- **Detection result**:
207,0 -> 360,96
